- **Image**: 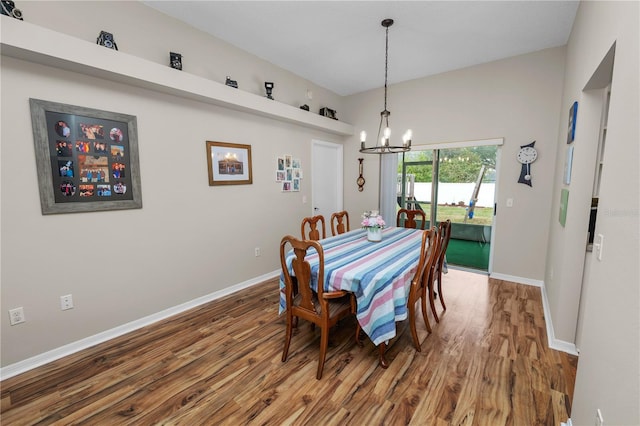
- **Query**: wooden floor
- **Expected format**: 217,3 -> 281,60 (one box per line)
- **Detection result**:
1,270 -> 577,425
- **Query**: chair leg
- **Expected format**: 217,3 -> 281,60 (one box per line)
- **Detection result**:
437,269 -> 447,311
429,274 -> 440,323
282,313 -> 294,362
408,301 -> 421,352
420,294 -> 432,334
317,326 -> 329,380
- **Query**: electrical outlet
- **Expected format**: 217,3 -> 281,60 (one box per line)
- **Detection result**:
9,307 -> 25,325
255,247 -> 261,257
60,294 -> 74,310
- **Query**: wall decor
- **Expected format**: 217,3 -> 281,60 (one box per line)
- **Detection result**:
96,30 -> 118,50
206,141 -> 252,186
275,155 -> 302,191
559,188 -> 569,227
225,76 -> 238,88
264,82 -> 274,100
169,52 -> 182,70
319,107 -> 337,120
516,140 -> 538,187
564,145 -> 574,185
29,98 -> 142,214
0,0 -> 23,20
567,101 -> 578,143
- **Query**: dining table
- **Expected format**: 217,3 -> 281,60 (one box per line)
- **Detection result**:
279,226 -> 424,367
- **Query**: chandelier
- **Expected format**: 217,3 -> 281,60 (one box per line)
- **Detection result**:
359,18 -> 412,154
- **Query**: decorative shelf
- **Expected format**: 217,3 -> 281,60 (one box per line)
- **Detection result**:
0,17 -> 354,136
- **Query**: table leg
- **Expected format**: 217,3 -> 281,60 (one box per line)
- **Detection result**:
378,342 -> 389,368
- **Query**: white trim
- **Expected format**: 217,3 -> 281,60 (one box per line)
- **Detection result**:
413,137 -> 504,151
491,272 -> 579,356
0,270 -> 280,380
490,272 -> 544,287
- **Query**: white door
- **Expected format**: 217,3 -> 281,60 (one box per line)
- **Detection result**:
311,140 -> 343,221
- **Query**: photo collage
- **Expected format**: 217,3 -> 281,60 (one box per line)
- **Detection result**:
47,111 -> 133,203
276,155 -> 302,192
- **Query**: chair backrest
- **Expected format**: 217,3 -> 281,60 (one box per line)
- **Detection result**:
436,219 -> 452,266
330,211 -> 350,236
280,235 -> 326,316
397,209 -> 426,229
301,215 -> 326,240
411,227 -> 440,295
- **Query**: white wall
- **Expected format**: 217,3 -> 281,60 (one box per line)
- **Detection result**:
343,47 -> 566,281
556,2 -> 639,425
0,2 -> 346,367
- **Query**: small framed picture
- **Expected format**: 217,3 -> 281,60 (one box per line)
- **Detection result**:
206,141 -> 252,186
282,181 -> 292,192
567,101 -> 578,143
276,170 -> 285,182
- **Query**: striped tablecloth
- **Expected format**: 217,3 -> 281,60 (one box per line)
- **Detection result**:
279,227 -> 423,346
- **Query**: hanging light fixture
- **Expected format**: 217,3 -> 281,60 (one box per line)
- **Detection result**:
359,18 -> 412,154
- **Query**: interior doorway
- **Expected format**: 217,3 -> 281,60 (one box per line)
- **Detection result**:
398,139 -> 501,272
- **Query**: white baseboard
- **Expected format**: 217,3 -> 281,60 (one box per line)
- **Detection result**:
0,270 -> 280,381
490,272 -> 579,356
489,272 -> 544,287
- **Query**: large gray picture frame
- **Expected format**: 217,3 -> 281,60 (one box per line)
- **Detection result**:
29,98 -> 142,214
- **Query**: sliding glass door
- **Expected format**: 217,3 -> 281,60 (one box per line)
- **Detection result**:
397,143 -> 498,272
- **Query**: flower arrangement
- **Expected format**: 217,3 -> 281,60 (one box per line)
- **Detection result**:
361,210 -> 386,229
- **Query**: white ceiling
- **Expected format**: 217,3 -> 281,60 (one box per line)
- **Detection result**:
144,1 -> 579,96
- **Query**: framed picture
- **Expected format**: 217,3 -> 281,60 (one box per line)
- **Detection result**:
29,98 -> 142,215
567,101 -> 578,143
206,141 -> 252,186
564,145 -> 574,185
559,188 -> 569,227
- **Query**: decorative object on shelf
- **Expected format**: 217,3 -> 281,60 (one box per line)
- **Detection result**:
169,52 -> 182,70
96,30 -> 118,50
225,76 -> 238,88
567,101 -> 578,143
362,210 -> 385,242
0,0 -> 23,20
275,155 -> 302,192
357,158 -> 365,192
265,82 -> 274,100
29,98 -> 142,214
300,104 -> 310,111
517,140 -> 537,187
206,141 -> 252,186
319,107 -> 337,120
360,18 -> 412,155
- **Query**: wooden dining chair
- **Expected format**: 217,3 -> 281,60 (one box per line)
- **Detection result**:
280,235 -> 356,379
406,227 -> 440,351
330,211 -> 350,236
396,208 -> 426,230
425,219 -> 452,323
301,215 -> 326,240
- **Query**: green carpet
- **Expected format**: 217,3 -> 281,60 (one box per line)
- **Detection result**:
445,238 -> 490,271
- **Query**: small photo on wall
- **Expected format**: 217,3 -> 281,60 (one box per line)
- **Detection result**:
285,155 -> 292,168
277,157 -> 285,171
292,178 -> 300,192
276,170 -> 285,182
282,181 -> 291,192
567,101 -> 578,143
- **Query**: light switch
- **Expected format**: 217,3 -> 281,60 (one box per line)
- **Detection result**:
506,198 -> 514,207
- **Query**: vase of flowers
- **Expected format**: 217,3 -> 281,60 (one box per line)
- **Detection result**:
362,210 -> 385,242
